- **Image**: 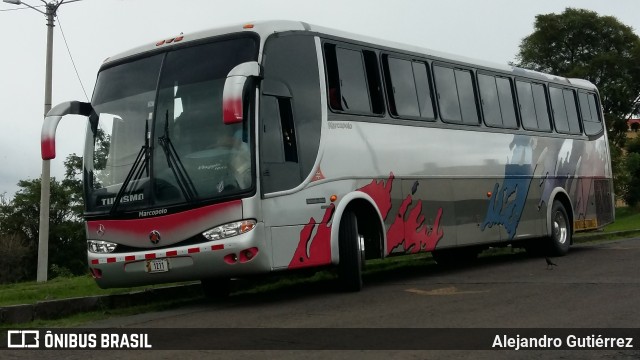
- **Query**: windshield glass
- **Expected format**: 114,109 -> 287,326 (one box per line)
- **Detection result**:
85,36 -> 257,214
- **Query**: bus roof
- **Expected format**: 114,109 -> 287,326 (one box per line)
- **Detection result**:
102,20 -> 596,90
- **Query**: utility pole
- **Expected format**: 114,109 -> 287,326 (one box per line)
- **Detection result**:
3,0 -> 81,282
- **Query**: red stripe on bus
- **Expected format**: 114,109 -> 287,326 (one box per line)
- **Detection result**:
125,255 -> 135,262
106,258 -> 116,263
166,250 -> 178,257
91,259 -> 99,265
188,248 -> 200,254
145,253 -> 156,259
211,244 -> 224,251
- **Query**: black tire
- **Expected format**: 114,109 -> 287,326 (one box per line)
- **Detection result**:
201,278 -> 231,300
547,200 -> 571,256
338,211 -> 364,292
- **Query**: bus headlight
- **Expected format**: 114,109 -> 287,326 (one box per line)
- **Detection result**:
87,240 -> 117,253
202,220 -> 256,241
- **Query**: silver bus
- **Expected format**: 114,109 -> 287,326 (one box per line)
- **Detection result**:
41,20 -> 614,295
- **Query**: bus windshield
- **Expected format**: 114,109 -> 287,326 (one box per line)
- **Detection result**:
85,36 -> 257,214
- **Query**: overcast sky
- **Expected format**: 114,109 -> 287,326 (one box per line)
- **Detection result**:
0,0 -> 639,197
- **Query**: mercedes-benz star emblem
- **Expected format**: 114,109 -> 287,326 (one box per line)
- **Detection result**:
149,230 -> 161,245
97,224 -> 105,237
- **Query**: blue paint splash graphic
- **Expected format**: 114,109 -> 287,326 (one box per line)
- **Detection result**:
481,164 -> 533,240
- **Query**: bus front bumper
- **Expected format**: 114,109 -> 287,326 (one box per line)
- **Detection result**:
87,223 -> 270,288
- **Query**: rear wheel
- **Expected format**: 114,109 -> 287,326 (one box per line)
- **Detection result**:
338,211 -> 364,292
547,200 -> 571,256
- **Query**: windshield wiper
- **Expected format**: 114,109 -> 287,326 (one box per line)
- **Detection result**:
158,110 -> 198,202
110,119 -> 151,214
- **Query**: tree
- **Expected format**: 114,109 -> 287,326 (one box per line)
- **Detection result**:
624,137 -> 640,207
0,153 -> 88,282
515,8 -> 640,202
516,8 -> 640,122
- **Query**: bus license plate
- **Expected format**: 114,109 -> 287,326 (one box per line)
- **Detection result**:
146,258 -> 169,273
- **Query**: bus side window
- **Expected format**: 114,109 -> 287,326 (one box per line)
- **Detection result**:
563,89 -> 581,134
579,92 -> 603,136
383,55 -> 435,120
335,47 -> 371,112
324,44 -> 343,111
278,97 -> 298,163
517,80 -> 552,132
549,86 -> 569,133
261,96 -> 285,163
479,74 -> 517,129
531,83 -> 551,131
434,65 -> 479,125
550,86 -> 582,135
324,43 -> 383,115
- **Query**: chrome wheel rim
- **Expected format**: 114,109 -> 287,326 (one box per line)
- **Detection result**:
358,234 -> 365,266
553,210 -> 568,245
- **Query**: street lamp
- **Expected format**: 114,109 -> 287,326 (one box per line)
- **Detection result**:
3,0 -> 81,282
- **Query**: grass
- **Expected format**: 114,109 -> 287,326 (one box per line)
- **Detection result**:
604,206 -> 640,232
0,275 -> 196,307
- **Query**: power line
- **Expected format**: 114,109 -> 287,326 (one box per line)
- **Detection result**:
56,13 -> 89,101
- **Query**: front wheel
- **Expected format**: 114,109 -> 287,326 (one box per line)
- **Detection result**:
338,211 -> 364,292
547,200 -> 571,256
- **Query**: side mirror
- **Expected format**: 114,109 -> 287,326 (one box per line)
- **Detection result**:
222,61 -> 261,125
41,101 -> 93,160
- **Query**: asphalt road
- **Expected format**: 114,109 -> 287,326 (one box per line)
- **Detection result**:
3,238 -> 640,359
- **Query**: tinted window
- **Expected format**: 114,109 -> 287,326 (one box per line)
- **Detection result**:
384,57 -> 435,119
478,74 -> 502,127
580,92 -> 603,136
413,62 -> 435,119
386,57 -> 420,117
550,86 -> 569,133
434,66 -> 461,122
516,81 -> 537,130
496,77 -> 517,128
434,65 -> 478,125
588,94 -> 600,122
362,50 -> 385,115
579,92 -> 593,122
335,47 -> 371,113
532,83 -> 551,131
480,74 -> 517,128
455,69 -> 479,125
563,89 -> 581,134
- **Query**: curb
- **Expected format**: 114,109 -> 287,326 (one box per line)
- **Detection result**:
0,283 -> 203,325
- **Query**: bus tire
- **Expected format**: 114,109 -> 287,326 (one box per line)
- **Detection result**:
201,278 -> 231,300
547,200 -> 571,256
338,211 -> 364,292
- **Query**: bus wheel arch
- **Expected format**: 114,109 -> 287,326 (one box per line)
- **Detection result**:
332,194 -> 385,291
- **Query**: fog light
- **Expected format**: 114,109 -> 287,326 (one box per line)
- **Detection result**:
87,240 -> 117,253
224,253 -> 238,264
239,247 -> 259,263
89,267 -> 102,279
